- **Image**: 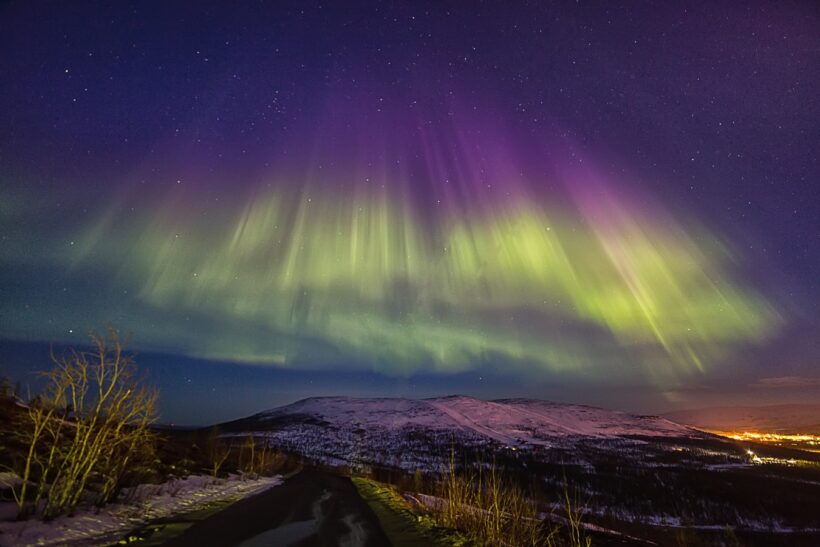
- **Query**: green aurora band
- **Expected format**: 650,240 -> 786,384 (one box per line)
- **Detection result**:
66,179 -> 779,383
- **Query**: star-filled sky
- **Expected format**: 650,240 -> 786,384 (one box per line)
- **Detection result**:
1,1 -> 818,424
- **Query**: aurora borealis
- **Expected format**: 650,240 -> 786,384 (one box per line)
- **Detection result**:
1,1 -> 818,421
69,126 -> 779,380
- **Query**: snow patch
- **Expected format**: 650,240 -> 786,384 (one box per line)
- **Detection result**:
0,474 -> 282,547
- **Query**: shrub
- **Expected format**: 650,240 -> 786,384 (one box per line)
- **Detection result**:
12,326 -> 157,519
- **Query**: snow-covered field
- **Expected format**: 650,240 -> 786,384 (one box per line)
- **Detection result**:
0,474 -> 281,547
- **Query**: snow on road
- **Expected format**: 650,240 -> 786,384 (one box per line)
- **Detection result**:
0,474 -> 282,547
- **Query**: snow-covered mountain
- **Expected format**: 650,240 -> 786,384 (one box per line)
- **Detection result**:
231,395 -> 692,442
221,396 -> 698,469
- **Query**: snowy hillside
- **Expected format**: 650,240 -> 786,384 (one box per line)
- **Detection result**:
221,396 -> 698,470
253,395 -> 692,441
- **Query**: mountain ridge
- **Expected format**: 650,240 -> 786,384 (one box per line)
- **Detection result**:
223,394 -> 696,446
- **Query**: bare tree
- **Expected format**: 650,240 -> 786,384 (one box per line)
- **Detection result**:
205,427 -> 231,478
239,434 -> 257,477
11,373 -> 71,517
237,434 -> 282,478
12,326 -> 158,519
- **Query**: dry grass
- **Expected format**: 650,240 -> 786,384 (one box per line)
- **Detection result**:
434,451 -> 590,546
436,451 -> 555,546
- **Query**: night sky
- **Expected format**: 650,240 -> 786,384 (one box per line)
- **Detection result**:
1,1 -> 818,424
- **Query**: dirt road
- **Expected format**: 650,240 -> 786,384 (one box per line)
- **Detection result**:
151,470 -> 391,547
